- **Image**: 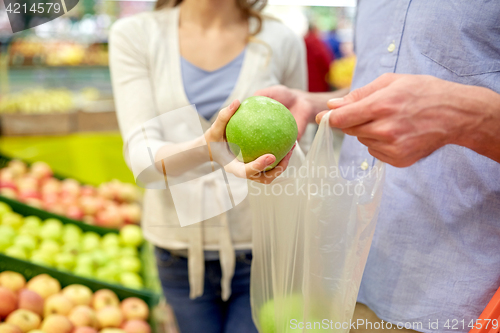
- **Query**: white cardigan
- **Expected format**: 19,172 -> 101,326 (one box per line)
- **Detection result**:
109,7 -> 307,299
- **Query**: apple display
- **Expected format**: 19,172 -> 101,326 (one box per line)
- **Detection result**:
0,286 -> 18,319
62,284 -> 93,306
0,323 -> 23,333
120,247 -> 138,258
95,267 -> 118,284
0,234 -> 13,252
29,251 -> 54,267
7,160 -> 28,177
0,271 -> 26,292
73,265 -> 95,278
121,320 -> 151,333
96,205 -> 124,229
44,293 -> 74,317
54,253 -> 76,271
101,234 -> 120,248
26,274 -> 61,299
29,162 -> 52,180
119,204 -> 141,225
92,289 -> 119,311
120,298 -> 149,321
5,309 -> 41,333
18,289 -> 44,316
82,232 -> 101,252
39,219 -> 63,241
96,306 -> 123,329
68,306 -> 98,328
0,201 -> 13,215
40,314 -> 74,333
119,225 -> 143,248
99,330 -> 126,333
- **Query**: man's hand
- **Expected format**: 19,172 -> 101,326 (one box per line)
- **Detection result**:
254,85 -> 315,140
316,73 -> 500,167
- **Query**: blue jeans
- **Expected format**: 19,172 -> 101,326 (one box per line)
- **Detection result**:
155,247 -> 258,333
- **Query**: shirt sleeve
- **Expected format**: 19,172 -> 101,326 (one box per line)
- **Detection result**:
281,30 -> 308,91
109,18 -> 168,187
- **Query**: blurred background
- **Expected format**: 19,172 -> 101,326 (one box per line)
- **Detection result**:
0,1 -> 355,186
0,2 -> 355,331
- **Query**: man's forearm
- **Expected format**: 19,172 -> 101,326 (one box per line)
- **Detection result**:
455,85 -> 500,164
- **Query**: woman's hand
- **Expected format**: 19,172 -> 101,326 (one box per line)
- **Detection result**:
205,100 -> 294,184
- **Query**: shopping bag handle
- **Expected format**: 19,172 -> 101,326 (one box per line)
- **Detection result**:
469,286 -> 500,333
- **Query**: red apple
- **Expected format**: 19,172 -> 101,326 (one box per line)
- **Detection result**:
0,287 -> 18,319
116,183 -> 140,203
0,188 -> 17,199
5,309 -> 41,332
26,274 -> 61,299
68,306 -> 98,328
18,289 -> 44,317
73,327 -> 98,333
0,271 -> 26,292
62,284 -> 93,306
80,185 -> 96,197
29,162 -> 52,180
96,205 -> 124,229
92,289 -> 119,311
40,314 -> 73,333
96,306 -> 123,329
66,205 -> 84,220
61,179 -> 80,197
16,177 -> 38,192
44,294 -> 74,317
40,179 -> 60,196
0,323 -> 23,333
120,298 -> 149,321
83,215 -> 96,225
80,196 -> 101,215
7,160 -> 28,178
120,204 -> 141,225
0,169 -> 17,190
121,320 -> 151,333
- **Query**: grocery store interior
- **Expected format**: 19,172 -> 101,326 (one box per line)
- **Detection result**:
0,1 -> 356,332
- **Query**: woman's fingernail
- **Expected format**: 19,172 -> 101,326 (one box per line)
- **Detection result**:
328,98 -> 344,108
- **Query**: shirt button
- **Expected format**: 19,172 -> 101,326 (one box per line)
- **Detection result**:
387,43 -> 396,52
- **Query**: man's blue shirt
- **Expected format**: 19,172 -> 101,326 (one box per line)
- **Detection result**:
345,1 -> 500,332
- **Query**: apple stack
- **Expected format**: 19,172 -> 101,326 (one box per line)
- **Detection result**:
0,159 -> 142,228
0,271 -> 152,333
0,202 -> 145,289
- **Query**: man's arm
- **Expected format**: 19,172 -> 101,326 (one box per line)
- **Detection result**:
254,86 -> 349,139
317,73 -> 500,166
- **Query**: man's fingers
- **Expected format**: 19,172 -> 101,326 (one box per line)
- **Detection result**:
315,110 -> 329,124
328,73 -> 399,109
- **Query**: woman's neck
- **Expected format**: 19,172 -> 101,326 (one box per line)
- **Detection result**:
179,0 -> 244,30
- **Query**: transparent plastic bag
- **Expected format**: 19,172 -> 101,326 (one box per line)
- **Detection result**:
249,111 -> 386,333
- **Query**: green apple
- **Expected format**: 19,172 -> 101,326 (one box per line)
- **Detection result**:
39,219 -> 63,240
39,239 -> 61,255
73,264 -> 95,278
23,215 -> 42,228
226,96 -> 298,170
55,252 -> 76,271
119,272 -> 144,289
259,295 -> 304,333
13,234 -> 38,252
62,224 -> 82,244
30,250 -> 55,266
81,232 -> 101,252
0,201 -> 12,216
0,225 -> 16,241
103,246 -> 121,260
119,256 -> 142,273
120,246 -> 138,257
76,253 -> 95,267
1,212 -> 24,229
102,233 -> 120,248
96,266 -> 119,283
5,246 -> 28,260
0,234 -> 13,252
91,249 -> 109,267
119,225 -> 143,247
62,242 -> 81,256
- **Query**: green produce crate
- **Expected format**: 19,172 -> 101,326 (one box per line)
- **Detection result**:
0,255 -> 161,332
